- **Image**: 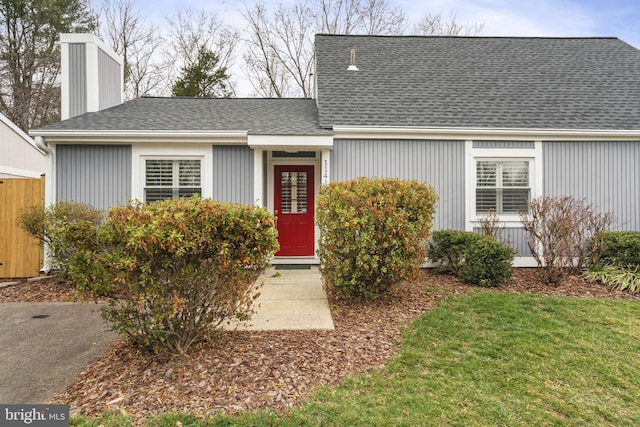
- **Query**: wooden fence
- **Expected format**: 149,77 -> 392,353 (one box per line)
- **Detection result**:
0,177 -> 45,278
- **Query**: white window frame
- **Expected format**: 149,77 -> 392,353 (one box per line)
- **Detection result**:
144,158 -> 202,202
465,140 -> 543,230
131,144 -> 212,202
475,159 -> 532,216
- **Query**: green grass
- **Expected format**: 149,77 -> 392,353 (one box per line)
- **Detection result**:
73,292 -> 640,426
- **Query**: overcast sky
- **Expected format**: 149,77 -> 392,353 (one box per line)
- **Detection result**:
135,0 -> 639,46
130,0 -> 640,95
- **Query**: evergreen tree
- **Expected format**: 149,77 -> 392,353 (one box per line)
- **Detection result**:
171,48 -> 231,98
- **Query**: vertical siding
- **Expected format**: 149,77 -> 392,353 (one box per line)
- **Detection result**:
212,145 -> 254,204
473,227 -> 530,256
98,48 -> 122,110
331,139 -> 465,230
505,227 -> 531,257
473,141 -> 535,149
68,43 -> 87,118
544,141 -> 640,230
56,145 -> 131,211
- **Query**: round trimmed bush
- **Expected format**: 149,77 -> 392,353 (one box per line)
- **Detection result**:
316,177 -> 438,300
460,235 -> 515,287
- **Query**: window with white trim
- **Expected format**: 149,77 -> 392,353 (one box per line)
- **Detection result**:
144,159 -> 202,202
476,160 -> 530,215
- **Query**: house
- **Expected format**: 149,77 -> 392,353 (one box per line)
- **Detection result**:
0,112 -> 45,178
0,112 -> 46,278
30,34 -> 640,266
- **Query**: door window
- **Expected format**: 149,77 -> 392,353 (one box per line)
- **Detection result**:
280,171 -> 307,214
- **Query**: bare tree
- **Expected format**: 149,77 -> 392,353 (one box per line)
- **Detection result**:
314,0 -> 407,34
243,0 -> 406,98
242,2 -> 290,97
316,0 -> 363,34
413,12 -> 484,36
242,0 -> 481,98
242,1 -> 316,98
0,0 -> 97,131
98,0 -> 165,99
349,0 -> 407,35
164,9 -> 239,96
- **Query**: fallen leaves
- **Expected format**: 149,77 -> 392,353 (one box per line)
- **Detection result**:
2,269 -> 637,424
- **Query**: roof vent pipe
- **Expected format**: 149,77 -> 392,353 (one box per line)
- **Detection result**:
347,48 -> 359,71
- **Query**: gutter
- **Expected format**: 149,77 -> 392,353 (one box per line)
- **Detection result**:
34,135 -> 50,154
332,125 -> 640,141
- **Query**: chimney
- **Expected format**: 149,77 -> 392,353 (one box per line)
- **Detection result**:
60,33 -> 124,120
347,48 -> 359,71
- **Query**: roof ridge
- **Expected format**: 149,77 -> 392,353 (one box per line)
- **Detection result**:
138,96 -> 314,101
315,33 -> 619,41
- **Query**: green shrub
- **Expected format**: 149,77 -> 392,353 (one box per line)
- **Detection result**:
427,230 -> 482,275
584,265 -> 640,294
316,177 -> 438,301
460,236 -> 515,287
18,201 -> 104,278
428,230 -> 515,287
591,231 -> 640,268
70,196 -> 279,354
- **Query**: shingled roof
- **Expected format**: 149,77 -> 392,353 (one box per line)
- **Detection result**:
36,97 -> 330,135
315,35 -> 640,130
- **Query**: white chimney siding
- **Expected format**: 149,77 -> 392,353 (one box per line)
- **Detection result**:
60,33 -> 124,120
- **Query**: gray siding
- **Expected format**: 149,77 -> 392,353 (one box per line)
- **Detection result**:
98,48 -> 122,110
56,145 -> 131,211
68,43 -> 87,118
331,139 -> 465,230
212,145 -> 254,204
475,227 -> 531,256
473,140 -> 535,149
544,141 -> 640,230
504,227 -> 530,257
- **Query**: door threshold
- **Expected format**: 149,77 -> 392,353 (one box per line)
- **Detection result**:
271,257 -> 319,265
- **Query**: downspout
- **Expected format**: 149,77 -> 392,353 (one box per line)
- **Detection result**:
34,136 -> 54,273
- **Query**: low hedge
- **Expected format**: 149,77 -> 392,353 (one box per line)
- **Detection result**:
592,231 -> 640,268
428,229 -> 515,287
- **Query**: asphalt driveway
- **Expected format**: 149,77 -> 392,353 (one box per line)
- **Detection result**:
0,302 -> 118,404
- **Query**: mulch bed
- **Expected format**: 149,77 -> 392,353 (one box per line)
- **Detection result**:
1,269 -> 637,423
0,278 -> 76,302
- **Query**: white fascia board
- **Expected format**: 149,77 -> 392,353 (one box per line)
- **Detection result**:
333,125 -> 640,141
0,166 -> 43,178
29,130 -> 248,145
59,33 -> 123,65
0,112 -> 45,155
248,134 -> 334,150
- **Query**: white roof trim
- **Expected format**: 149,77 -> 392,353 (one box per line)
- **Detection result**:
0,165 -> 43,178
30,130 -> 249,144
248,134 -> 334,150
0,112 -> 45,155
333,125 -> 640,141
60,33 -> 123,64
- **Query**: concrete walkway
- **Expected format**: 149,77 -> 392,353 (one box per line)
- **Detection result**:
234,265 -> 335,331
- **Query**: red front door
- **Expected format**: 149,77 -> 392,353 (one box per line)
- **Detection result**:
274,165 -> 315,256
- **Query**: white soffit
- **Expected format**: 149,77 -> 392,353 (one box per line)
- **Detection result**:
29,130 -> 248,145
248,135 -> 334,150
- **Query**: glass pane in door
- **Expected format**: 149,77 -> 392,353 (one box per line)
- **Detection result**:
280,171 -> 307,214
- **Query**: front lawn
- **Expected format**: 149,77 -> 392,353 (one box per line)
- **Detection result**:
74,290 -> 640,426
